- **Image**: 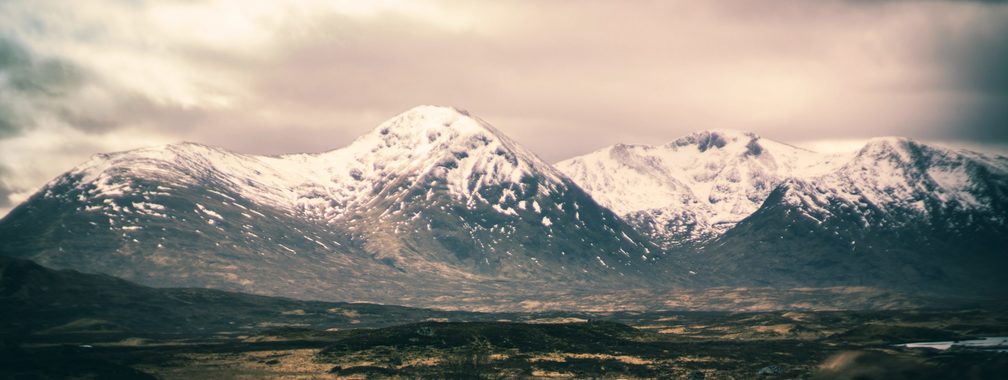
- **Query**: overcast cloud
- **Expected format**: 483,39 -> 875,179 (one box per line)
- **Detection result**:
0,0 -> 1006,216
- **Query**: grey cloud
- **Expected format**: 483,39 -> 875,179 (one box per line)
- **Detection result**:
62,94 -> 210,135
0,36 -> 217,141
0,105 -> 17,138
0,36 -> 100,138
950,97 -> 1008,142
0,162 -> 14,209
0,37 -> 86,137
948,22 -> 1008,96
916,7 -> 1008,142
0,40 -> 81,95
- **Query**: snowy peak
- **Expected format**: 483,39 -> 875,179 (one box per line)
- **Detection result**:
323,106 -> 659,278
849,136 -> 928,168
667,129 -> 763,155
858,136 -> 914,153
821,137 -> 1008,215
557,130 -> 834,247
360,105 -> 499,155
330,105 -> 564,194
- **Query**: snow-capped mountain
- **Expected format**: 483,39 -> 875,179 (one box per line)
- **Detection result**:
0,106 -> 676,307
556,130 -> 850,248
700,137 -> 1008,291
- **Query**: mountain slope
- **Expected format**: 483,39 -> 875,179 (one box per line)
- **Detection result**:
0,256 -> 487,336
0,106 -> 682,308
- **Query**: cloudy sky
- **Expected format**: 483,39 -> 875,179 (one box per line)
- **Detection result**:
0,0 -> 1006,216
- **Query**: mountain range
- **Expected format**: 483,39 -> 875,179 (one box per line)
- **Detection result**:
1,106 -> 1005,309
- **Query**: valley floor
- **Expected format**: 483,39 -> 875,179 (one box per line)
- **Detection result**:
3,308 -> 1007,379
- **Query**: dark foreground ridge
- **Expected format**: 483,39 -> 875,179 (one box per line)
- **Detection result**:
0,256 -> 487,336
